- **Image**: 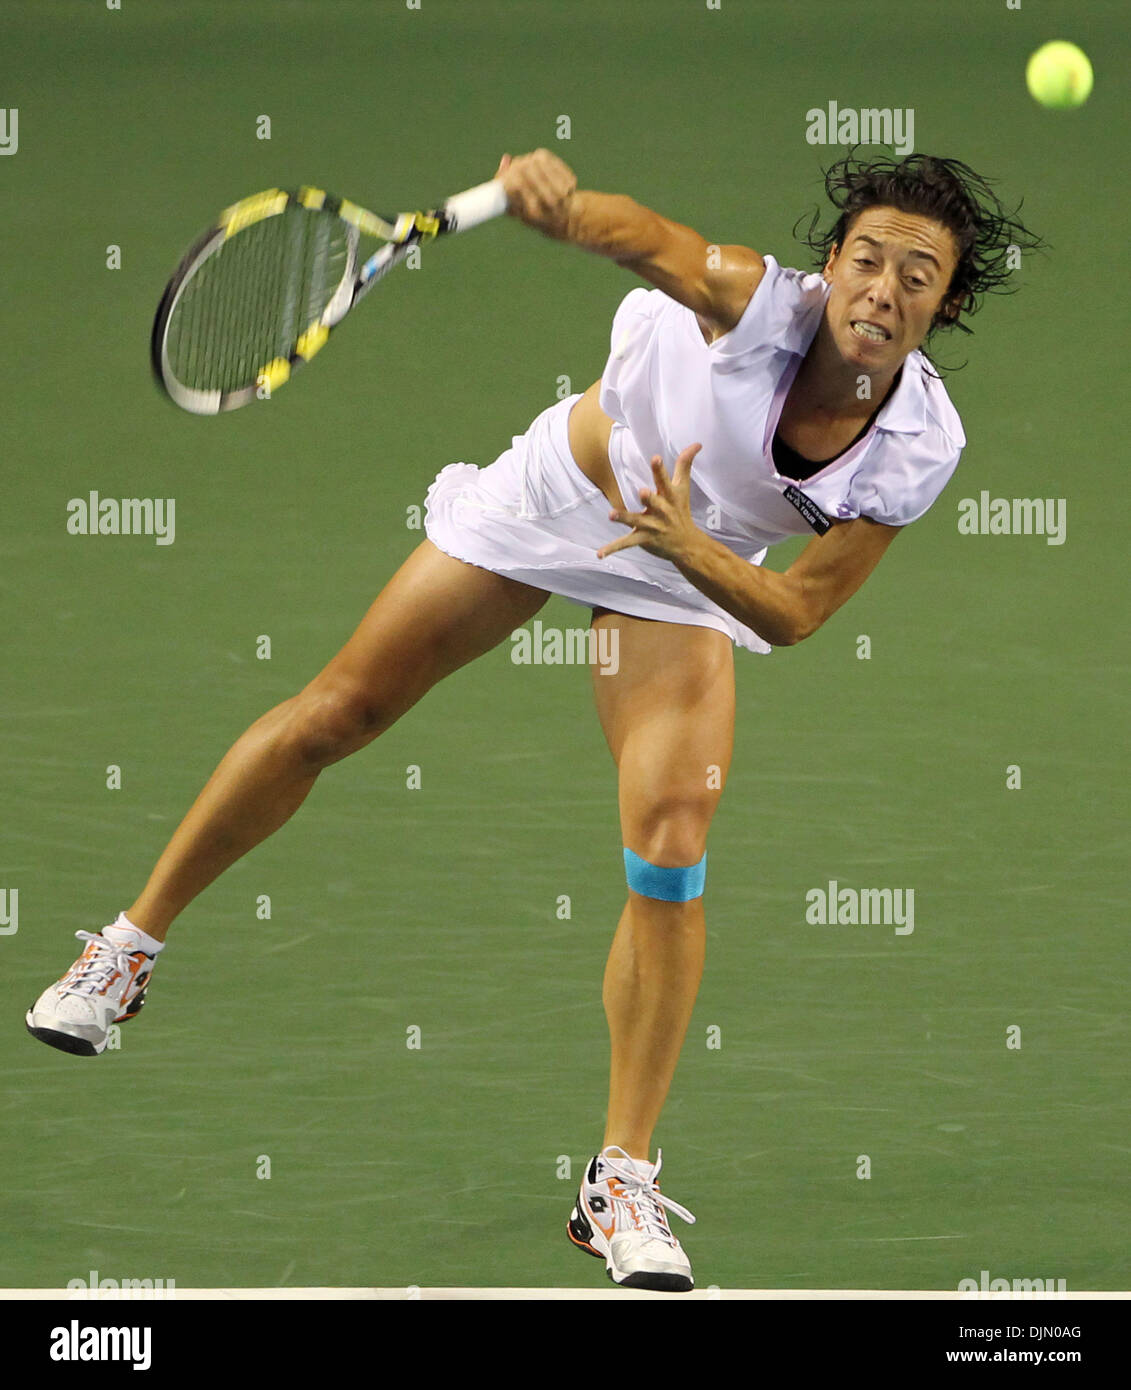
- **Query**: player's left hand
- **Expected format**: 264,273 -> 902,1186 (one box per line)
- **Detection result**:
598,443 -> 703,562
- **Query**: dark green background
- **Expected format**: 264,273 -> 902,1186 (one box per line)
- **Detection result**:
1,0 -> 1126,1293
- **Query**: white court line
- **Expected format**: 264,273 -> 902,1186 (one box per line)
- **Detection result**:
2,1288 -> 1128,1301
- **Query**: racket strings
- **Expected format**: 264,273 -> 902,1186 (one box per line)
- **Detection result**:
165,205 -> 352,396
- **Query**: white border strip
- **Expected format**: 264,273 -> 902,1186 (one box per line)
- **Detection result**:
2,1288 -> 1128,1302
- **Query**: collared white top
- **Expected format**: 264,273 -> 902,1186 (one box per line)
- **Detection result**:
598,254 -> 966,556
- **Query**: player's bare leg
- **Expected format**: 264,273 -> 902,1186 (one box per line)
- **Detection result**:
589,611 -> 734,1160
567,610 -> 733,1288
125,540 -> 548,938
27,539 -> 549,1054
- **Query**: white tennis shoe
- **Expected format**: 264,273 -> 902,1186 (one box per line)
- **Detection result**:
568,1144 -> 695,1291
26,924 -> 157,1056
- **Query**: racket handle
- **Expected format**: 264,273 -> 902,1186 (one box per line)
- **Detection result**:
442,178 -> 508,233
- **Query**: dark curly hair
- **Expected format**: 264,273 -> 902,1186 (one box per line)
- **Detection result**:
796,151 -> 1045,366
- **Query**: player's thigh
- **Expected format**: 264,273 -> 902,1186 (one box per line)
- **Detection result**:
304,539 -> 549,728
590,610 -> 735,864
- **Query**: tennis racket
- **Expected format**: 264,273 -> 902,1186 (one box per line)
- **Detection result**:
151,178 -> 508,414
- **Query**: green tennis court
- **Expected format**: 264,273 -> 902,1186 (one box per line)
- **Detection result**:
1,0 -> 1126,1296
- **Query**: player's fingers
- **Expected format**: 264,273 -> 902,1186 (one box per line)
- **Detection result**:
671,442 -> 702,487
496,158 -> 522,216
498,155 -> 536,219
532,146 -> 577,191
521,149 -> 575,220
649,457 -> 673,494
597,531 -> 646,560
526,160 -> 569,218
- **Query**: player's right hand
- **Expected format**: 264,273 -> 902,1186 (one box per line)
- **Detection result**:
494,149 -> 577,239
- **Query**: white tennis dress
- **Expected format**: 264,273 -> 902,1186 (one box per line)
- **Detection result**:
423,254 -> 965,654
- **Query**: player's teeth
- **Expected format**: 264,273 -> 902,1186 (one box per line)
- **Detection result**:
852,321 -> 886,341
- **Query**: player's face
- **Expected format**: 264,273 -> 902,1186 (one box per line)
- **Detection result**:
822,207 -> 960,370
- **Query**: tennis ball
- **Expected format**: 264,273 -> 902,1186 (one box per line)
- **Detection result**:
1026,41 -> 1093,109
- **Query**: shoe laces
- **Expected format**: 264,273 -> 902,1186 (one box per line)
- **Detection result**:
599,1145 -> 695,1246
58,931 -> 138,998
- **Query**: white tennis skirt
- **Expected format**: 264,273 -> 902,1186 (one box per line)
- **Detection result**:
423,393 -> 772,655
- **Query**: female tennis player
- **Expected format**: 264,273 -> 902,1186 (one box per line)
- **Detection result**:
28,147 -> 1038,1292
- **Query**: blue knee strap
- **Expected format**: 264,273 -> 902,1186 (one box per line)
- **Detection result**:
623,847 -> 707,902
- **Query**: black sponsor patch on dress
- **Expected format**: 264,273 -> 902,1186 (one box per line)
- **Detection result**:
782,483 -> 832,535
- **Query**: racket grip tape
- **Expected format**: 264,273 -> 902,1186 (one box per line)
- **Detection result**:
442,179 -> 508,233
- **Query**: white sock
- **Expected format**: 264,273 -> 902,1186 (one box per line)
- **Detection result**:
599,1147 -> 654,1177
103,912 -> 165,955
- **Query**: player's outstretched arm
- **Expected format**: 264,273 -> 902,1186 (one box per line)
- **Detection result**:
495,149 -> 764,337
